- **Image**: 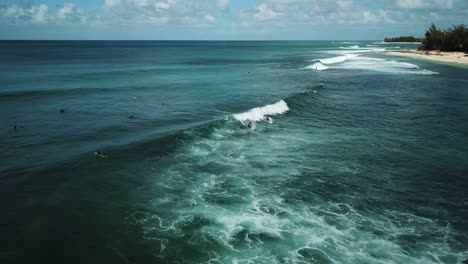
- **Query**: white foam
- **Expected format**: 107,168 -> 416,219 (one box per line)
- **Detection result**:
319,54 -> 358,64
306,54 -> 438,75
349,56 -> 385,62
233,100 -> 289,122
415,69 -> 439,75
304,62 -> 329,71
340,45 -> 360,49
337,47 -> 386,54
334,56 -> 439,74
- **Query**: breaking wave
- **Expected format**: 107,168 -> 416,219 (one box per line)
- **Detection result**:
318,54 -> 358,64
305,54 -> 439,75
232,100 -> 289,122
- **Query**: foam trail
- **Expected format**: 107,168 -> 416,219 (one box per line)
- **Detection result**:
233,100 -> 289,122
304,62 -> 328,71
415,69 -> 440,75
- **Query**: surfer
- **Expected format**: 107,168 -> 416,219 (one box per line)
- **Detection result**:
60,108 -> 65,113
94,150 -> 108,159
265,115 -> 273,123
13,120 -> 24,130
129,115 -> 135,119
247,121 -> 256,130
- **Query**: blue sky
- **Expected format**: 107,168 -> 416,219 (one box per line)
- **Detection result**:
0,0 -> 467,40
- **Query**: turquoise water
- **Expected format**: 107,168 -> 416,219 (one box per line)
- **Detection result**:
1,41 -> 467,263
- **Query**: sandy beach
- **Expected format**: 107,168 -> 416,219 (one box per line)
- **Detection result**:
386,50 -> 468,66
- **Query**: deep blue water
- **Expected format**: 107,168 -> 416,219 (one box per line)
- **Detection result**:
1,41 -> 467,263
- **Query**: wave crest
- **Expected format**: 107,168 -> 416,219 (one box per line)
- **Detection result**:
233,100 -> 289,122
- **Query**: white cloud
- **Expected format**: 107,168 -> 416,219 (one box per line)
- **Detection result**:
336,0 -> 353,10
56,3 -> 87,23
216,0 -> 230,11
254,3 -> 280,21
32,4 -> 48,23
432,0 -> 454,8
394,0 -> 425,9
204,14 -> 215,23
98,0 -> 224,26
264,0 -> 303,4
105,0 -> 122,9
238,0 -> 395,27
155,2 -> 170,10
0,3 -> 90,25
0,4 -> 49,24
57,4 -> 74,19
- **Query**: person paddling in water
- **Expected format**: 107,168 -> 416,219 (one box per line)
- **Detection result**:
94,150 -> 108,159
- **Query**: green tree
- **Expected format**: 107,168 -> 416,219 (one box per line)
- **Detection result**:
422,23 -> 467,52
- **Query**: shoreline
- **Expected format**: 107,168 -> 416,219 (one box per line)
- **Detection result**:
384,42 -> 421,44
385,50 -> 468,66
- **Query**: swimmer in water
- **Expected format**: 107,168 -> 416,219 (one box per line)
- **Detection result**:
129,115 -> 135,119
60,108 -> 65,113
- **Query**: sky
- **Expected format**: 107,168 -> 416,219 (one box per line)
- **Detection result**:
0,0 -> 467,40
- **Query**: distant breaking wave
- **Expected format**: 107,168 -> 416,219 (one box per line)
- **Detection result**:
338,45 -> 387,53
233,100 -> 289,122
318,54 -> 358,64
304,54 -> 439,75
340,45 -> 360,49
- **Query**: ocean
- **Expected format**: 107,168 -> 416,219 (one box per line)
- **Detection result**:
1,41 -> 467,263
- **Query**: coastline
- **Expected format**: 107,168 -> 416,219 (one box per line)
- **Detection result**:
385,49 -> 468,66
384,42 -> 422,44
